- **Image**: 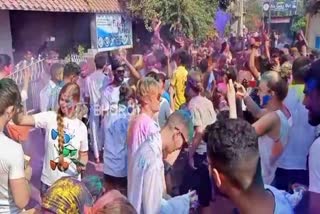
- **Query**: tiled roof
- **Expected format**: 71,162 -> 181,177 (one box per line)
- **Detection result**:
87,0 -> 123,13
0,0 -> 123,13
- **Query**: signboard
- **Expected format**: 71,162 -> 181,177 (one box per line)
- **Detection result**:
96,14 -> 133,51
266,0 -> 298,17
316,36 -> 320,50
271,17 -> 291,24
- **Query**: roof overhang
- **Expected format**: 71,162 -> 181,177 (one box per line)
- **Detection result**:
0,0 -> 124,13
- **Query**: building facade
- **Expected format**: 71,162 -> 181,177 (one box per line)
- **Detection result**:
0,0 -> 129,62
306,0 -> 320,49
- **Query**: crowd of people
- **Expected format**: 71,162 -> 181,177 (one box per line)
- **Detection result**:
0,23 -> 320,214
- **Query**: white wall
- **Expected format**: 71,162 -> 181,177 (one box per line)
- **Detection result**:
307,13 -> 320,49
0,10 -> 13,60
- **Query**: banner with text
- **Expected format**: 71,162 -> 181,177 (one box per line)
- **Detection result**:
96,14 -> 133,51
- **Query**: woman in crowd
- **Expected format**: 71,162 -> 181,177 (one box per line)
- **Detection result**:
220,42 -> 233,64
233,71 -> 292,185
12,83 -> 89,196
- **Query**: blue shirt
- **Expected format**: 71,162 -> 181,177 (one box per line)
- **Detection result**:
162,91 -> 171,104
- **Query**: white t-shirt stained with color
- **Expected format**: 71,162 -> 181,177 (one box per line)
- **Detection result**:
33,111 -> 88,186
100,79 -> 130,113
101,85 -> 121,113
128,133 -> 190,214
85,70 -> 111,106
0,133 -> 25,214
127,113 -> 160,166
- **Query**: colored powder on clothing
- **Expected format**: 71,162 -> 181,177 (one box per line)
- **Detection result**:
81,176 -> 104,199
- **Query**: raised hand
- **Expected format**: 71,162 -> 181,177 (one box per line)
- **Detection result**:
227,79 -> 237,119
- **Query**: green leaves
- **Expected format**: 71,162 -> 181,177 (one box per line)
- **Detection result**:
291,16 -> 307,32
128,0 -> 218,40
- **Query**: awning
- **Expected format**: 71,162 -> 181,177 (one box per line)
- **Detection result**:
0,0 -> 123,13
271,17 -> 291,24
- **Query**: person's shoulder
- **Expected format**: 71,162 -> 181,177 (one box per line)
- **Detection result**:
136,134 -> 161,159
36,111 -> 57,118
265,185 -> 294,214
102,84 -> 114,95
0,134 -> 23,153
189,96 -> 210,107
310,136 -> 320,151
263,111 -> 279,121
74,119 -> 87,131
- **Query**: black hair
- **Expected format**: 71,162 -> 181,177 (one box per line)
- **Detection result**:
225,66 -> 237,82
119,83 -> 134,106
94,52 -> 109,69
64,62 -> 81,78
205,118 -> 259,189
157,73 -> 167,83
292,56 -> 311,82
110,57 -> 125,71
174,49 -> 190,67
220,42 -> 228,54
153,49 -> 167,68
270,48 -> 281,58
280,54 -> 291,65
0,54 -> 11,71
258,56 -> 272,74
146,71 -> 160,82
0,78 -> 22,115
199,58 -> 209,73
304,59 -> 320,91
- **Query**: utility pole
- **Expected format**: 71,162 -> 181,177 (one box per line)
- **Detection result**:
238,0 -> 244,37
268,0 -> 272,34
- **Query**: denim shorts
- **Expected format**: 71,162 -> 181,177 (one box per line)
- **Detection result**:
40,182 -> 50,197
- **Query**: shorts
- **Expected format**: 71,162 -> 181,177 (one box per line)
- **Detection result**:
40,182 -> 51,197
104,174 -> 127,195
181,153 -> 212,207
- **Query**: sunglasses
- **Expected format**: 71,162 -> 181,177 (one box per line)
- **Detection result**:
50,157 -> 85,172
51,129 -> 73,144
50,157 -> 70,172
54,144 -> 77,158
63,146 -> 77,157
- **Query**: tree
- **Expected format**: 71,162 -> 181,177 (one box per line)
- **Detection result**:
291,16 -> 307,32
243,0 -> 262,32
128,0 -> 219,40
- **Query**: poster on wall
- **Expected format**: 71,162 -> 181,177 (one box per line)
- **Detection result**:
96,14 -> 133,51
